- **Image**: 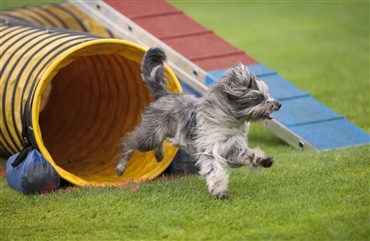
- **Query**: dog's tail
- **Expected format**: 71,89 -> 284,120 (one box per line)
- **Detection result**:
141,47 -> 170,100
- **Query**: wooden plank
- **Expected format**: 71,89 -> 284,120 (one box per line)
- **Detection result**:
134,12 -> 210,40
290,119 -> 370,150
194,53 -> 257,72
273,96 -> 343,127
165,32 -> 242,60
104,0 -> 179,20
260,74 -> 310,100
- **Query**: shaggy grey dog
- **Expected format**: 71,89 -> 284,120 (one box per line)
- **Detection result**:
116,47 -> 281,199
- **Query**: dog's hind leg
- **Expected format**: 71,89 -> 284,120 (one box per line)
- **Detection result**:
116,150 -> 134,176
154,144 -> 164,162
116,135 -> 137,176
116,123 -> 167,176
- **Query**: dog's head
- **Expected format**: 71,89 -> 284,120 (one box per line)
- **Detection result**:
215,63 -> 281,123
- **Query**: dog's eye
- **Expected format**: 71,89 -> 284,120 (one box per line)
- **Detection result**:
255,94 -> 265,104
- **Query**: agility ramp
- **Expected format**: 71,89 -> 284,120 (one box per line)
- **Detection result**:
69,0 -> 369,151
0,12 -> 182,186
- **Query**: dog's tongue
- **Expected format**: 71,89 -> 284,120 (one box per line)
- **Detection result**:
264,113 -> 273,119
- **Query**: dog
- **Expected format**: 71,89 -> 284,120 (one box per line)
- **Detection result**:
116,47 -> 281,199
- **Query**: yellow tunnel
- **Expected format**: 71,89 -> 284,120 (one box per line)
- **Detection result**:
0,17 -> 181,186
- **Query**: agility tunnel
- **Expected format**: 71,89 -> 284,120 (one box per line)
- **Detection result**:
0,20 -> 182,187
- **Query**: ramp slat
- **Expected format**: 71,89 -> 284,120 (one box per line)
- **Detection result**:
134,12 -> 211,40
164,32 -> 243,61
290,119 -> 370,150
195,53 -> 257,71
274,97 -> 343,127
104,0 -> 179,20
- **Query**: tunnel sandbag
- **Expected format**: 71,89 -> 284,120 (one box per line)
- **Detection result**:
0,21 -> 182,186
6,149 -> 60,195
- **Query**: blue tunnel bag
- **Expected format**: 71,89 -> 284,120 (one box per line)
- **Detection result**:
6,148 -> 60,195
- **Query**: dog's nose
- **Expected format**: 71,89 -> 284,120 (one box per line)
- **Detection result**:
270,100 -> 281,110
277,102 -> 282,110
267,99 -> 281,111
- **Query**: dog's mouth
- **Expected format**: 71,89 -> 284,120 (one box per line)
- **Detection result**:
262,102 -> 281,120
263,109 -> 278,120
263,112 -> 273,120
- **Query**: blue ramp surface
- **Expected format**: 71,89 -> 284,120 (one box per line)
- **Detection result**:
205,64 -> 369,151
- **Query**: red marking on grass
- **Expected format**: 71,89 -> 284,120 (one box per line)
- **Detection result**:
0,166 -> 6,179
132,184 -> 141,192
153,173 -> 183,183
38,184 -> 83,196
41,180 -> 60,195
114,181 -> 142,193
1,164 -> 182,196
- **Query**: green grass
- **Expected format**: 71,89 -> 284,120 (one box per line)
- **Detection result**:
1,147 -> 369,240
1,1 -> 369,241
0,0 -> 61,9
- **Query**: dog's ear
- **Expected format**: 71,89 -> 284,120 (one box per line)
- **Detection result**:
232,62 -> 249,79
232,63 -> 261,90
248,75 -> 259,90
229,62 -> 250,86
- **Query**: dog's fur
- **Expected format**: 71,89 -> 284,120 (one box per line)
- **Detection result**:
116,47 -> 281,199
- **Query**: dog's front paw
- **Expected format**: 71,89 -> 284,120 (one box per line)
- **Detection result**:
260,156 -> 274,168
213,191 -> 229,199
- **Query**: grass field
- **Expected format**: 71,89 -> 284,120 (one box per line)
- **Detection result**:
1,1 -> 369,241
